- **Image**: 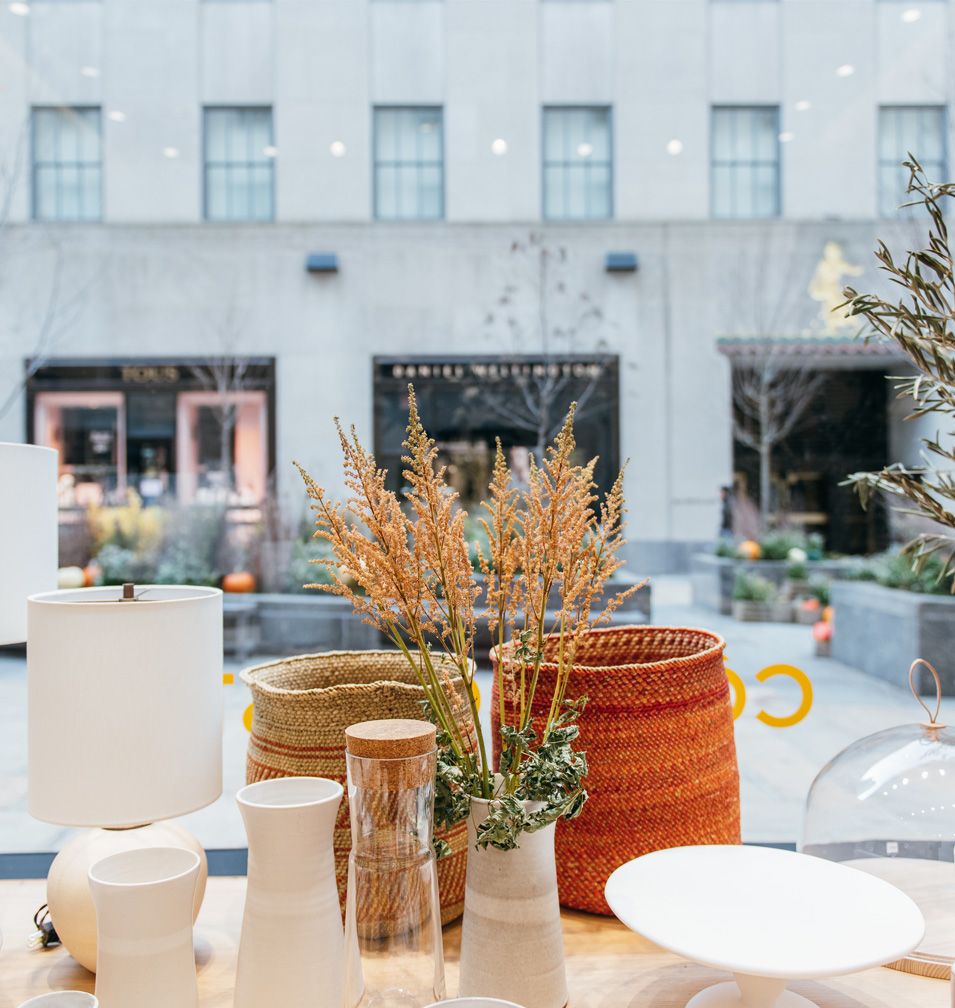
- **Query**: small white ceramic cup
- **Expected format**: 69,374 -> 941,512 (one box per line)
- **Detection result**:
17,994 -> 98,1008
426,1001 -> 524,1008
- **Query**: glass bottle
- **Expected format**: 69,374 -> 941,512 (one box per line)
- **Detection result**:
343,719 -> 446,1008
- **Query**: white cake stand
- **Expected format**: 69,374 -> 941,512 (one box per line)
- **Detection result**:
604,845 -> 925,1008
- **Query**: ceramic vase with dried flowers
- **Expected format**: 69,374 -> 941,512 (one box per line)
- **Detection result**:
296,389 -> 641,1008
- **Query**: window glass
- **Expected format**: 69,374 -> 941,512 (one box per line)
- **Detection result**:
203,107 -> 275,222
878,106 -> 947,216
32,107 -> 102,221
711,106 -> 780,218
373,107 -> 445,221
542,106 -> 613,220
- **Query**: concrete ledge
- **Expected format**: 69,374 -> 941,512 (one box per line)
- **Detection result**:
830,580 -> 955,695
691,553 -> 852,615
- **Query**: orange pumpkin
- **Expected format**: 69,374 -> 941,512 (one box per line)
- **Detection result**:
83,563 -> 101,588
223,571 -> 256,593
822,605 -> 834,623
738,539 -> 762,561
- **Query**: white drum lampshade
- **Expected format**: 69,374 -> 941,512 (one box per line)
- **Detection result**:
0,442 -> 57,645
27,584 -> 223,972
28,585 -> 224,826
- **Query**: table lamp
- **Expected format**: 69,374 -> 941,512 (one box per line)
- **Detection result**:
27,583 -> 223,972
0,442 -> 57,645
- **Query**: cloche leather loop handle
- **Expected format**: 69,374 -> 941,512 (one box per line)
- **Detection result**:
909,659 -> 945,728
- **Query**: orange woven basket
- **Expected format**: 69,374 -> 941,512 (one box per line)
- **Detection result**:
491,624 -> 741,915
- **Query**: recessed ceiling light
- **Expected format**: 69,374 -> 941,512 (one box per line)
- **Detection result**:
491,138 -> 508,156
836,64 -> 855,78
262,145 -> 278,158
329,140 -> 346,158
576,142 -> 594,158
8,2 -> 30,16
901,8 -> 922,23
79,66 -> 100,79
779,131 -> 795,143
666,139 -> 684,156
108,110 -> 126,123
162,147 -> 180,159
795,100 -> 812,113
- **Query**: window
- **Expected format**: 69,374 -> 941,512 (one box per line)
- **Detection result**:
32,107 -> 102,222
542,107 -> 612,221
878,106 -> 947,217
711,106 -> 781,219
373,107 -> 444,221
203,107 -> 275,222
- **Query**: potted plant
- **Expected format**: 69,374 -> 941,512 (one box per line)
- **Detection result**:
732,571 -> 778,621
296,389 -> 639,1008
783,546 -> 809,600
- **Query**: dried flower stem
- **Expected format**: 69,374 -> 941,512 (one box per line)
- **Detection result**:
296,384 -> 644,846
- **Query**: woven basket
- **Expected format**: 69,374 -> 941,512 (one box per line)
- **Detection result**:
241,650 -> 470,925
491,625 -> 741,915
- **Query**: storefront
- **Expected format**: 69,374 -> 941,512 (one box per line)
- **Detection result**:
27,358 -> 276,510
373,354 -> 621,511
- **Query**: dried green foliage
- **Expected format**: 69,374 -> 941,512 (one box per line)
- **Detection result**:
842,158 -> 955,591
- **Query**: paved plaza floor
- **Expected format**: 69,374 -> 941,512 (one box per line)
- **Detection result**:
1,576 -> 950,854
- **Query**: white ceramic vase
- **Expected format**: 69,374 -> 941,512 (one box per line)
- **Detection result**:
458,798 -> 568,1008
88,847 -> 200,1008
235,776 -> 345,1008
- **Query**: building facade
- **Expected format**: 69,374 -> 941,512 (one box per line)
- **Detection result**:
0,0 -> 949,569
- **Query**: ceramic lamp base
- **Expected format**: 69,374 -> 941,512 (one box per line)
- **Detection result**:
687,978 -> 814,1008
47,821 -> 207,973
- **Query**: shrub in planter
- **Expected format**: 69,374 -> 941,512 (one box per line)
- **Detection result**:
732,572 -> 781,621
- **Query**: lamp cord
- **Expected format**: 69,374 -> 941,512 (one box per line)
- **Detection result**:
28,904 -> 60,950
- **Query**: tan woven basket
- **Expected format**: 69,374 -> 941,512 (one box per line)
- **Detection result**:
241,650 -> 469,925
492,625 -> 741,915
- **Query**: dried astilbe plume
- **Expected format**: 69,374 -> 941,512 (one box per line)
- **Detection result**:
296,385 -> 644,845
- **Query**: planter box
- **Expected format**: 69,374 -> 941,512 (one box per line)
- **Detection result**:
221,593 -> 384,657
731,599 -> 793,623
691,554 -> 852,615
225,577 -> 651,662
830,581 -> 955,695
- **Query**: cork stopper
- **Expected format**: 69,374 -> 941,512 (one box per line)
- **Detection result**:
345,719 -> 436,759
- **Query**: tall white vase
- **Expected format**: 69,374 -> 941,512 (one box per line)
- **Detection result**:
235,776 -> 345,1008
88,847 -> 200,1008
458,798 -> 568,1008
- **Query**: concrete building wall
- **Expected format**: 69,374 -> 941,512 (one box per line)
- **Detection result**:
0,218 -> 906,568
0,0 -> 947,569
0,0 -> 950,224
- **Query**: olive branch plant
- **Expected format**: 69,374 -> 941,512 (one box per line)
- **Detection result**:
842,157 -> 955,591
295,386 -> 642,850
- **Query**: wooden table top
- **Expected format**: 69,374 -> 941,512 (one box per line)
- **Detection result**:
0,877 -> 948,1008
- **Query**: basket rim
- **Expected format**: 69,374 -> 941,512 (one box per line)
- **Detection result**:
490,624 -> 726,673
239,648 -> 459,697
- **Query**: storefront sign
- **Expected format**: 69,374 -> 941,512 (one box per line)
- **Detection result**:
120,365 -> 181,384
387,360 -> 606,382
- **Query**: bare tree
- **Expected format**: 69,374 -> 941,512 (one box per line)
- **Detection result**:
188,300 -> 252,497
732,350 -> 827,530
481,232 -> 611,461
720,227 -> 855,530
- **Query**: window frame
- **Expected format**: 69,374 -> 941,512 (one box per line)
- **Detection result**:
372,105 -> 446,222
541,104 -> 614,222
202,105 -> 276,224
710,104 -> 782,220
31,105 -> 103,223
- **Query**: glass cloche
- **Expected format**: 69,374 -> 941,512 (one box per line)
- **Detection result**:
801,660 -> 955,975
